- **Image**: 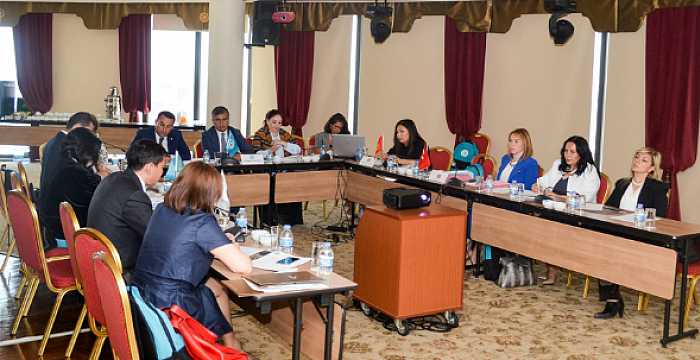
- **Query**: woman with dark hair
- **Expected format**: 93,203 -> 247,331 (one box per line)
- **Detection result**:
251,109 -> 302,157
311,113 -> 350,149
385,119 -> 427,166
532,135 -> 600,284
134,162 -> 252,351
595,147 -> 668,319
43,127 -> 103,242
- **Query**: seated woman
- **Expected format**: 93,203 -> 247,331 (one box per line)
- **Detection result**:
532,135 -> 600,285
384,119 -> 427,166
251,109 -> 302,157
595,147 -> 667,319
44,127 -> 103,242
251,109 -> 303,225
133,162 -> 252,350
311,113 -> 350,150
497,128 -> 539,189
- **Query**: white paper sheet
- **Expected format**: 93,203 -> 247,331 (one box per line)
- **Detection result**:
252,251 -> 311,272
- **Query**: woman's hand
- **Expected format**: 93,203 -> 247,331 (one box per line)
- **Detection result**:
531,183 -> 539,193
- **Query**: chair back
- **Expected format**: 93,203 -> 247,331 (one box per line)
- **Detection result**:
429,147 -> 452,171
39,142 -> 47,162
538,165 -> 544,177
0,171 -> 10,220
472,154 -> 497,177
597,172 -> 612,204
193,140 -> 203,158
6,190 -> 45,276
93,252 -> 139,360
16,162 -> 31,198
468,132 -> 491,155
308,135 -> 316,148
245,137 -> 253,146
75,228 -> 123,327
60,202 -> 82,289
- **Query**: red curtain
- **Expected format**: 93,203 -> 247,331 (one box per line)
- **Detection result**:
646,7 -> 700,220
13,14 -> 53,114
444,17 -> 486,145
119,15 -> 151,122
274,30 -> 315,137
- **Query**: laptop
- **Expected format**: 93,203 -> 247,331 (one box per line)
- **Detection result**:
331,134 -> 366,158
243,271 -> 324,286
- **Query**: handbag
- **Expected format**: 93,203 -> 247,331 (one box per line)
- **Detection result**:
165,305 -> 249,360
497,256 -> 535,288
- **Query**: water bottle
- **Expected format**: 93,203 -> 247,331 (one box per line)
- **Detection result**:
484,175 -> 494,192
203,150 -> 210,164
509,180 -> 518,198
566,191 -> 578,211
279,225 -> 294,254
354,147 -> 364,161
634,203 -> 646,227
235,208 -> 248,236
318,242 -> 334,275
320,145 -> 327,157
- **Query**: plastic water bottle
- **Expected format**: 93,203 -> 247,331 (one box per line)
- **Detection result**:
354,147 -> 365,161
320,145 -> 327,157
484,175 -> 494,192
235,208 -> 248,235
634,203 -> 646,227
279,225 -> 294,254
566,191 -> 578,211
318,243 -> 334,275
203,150 -> 210,164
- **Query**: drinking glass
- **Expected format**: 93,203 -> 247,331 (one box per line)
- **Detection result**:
216,209 -> 229,229
535,178 -> 545,195
645,208 -> 657,229
270,226 -> 280,250
310,241 -> 322,269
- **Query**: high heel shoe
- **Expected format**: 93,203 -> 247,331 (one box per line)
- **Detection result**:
594,298 -> 625,319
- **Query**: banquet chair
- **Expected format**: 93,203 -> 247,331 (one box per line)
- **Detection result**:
73,227 -> 124,359
429,147 -> 453,171
6,190 -> 77,356
468,132 -> 491,155
93,251 -> 140,360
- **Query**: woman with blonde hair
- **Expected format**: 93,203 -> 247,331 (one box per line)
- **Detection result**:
134,161 -> 252,350
595,147 -> 668,319
496,128 -> 540,189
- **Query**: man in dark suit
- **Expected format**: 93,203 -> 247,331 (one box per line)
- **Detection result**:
87,139 -> 168,274
131,111 -> 192,160
201,106 -> 252,161
39,112 -> 98,248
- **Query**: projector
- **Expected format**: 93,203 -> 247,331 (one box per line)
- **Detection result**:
272,11 -> 296,24
383,188 -> 432,210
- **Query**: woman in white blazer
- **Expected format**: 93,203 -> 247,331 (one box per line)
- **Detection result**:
532,135 -> 601,284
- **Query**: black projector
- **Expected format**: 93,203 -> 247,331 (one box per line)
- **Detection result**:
383,188 -> 432,210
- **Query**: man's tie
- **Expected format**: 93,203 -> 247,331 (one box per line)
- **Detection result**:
220,132 -> 226,153
158,136 -> 164,145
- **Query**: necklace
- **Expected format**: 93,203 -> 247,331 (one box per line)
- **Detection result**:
631,178 -> 645,186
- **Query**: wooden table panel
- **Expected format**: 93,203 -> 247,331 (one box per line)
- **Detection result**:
343,171 -> 407,205
471,203 -> 678,299
226,173 -> 270,206
275,170 -> 341,203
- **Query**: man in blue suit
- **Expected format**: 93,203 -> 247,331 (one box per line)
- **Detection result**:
131,111 -> 192,160
201,106 -> 252,161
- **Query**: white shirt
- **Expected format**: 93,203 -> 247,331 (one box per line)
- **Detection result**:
537,159 -> 601,203
499,162 -> 515,182
156,134 -> 168,152
619,182 -> 642,211
216,130 -> 227,153
134,171 -> 148,193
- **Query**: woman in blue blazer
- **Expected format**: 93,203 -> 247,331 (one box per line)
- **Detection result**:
496,128 -> 539,189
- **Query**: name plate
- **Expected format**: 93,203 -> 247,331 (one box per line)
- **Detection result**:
428,170 -> 450,184
359,156 -> 379,167
240,154 -> 265,165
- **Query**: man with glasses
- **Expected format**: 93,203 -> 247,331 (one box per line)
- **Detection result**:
131,111 -> 192,160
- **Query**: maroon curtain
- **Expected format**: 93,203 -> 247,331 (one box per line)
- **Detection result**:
646,7 -> 700,221
274,30 -> 315,137
444,17 -> 486,145
119,15 -> 151,122
13,14 -> 53,114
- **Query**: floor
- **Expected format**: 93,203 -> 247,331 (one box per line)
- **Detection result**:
0,162 -> 699,359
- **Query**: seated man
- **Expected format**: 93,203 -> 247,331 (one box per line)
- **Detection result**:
87,139 -> 168,274
132,111 -> 192,160
201,106 -> 253,160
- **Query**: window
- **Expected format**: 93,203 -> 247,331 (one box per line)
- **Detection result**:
0,26 -> 27,159
150,28 -> 209,124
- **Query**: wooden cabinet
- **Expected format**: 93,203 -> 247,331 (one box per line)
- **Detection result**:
353,204 -> 466,319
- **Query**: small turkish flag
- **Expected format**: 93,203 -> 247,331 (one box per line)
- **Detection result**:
418,145 -> 431,170
375,135 -> 383,157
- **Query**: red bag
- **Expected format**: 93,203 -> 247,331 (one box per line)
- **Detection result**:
165,305 -> 248,360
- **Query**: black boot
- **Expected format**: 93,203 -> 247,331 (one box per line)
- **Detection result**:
594,298 -> 625,319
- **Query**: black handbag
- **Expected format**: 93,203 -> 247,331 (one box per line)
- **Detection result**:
497,256 -> 535,288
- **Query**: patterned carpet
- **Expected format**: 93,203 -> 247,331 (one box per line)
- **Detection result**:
7,162 -> 700,359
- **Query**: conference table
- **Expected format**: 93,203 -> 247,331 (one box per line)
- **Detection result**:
218,158 -> 700,347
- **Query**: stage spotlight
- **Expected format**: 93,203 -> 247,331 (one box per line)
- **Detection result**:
368,1 -> 392,44
544,0 -> 576,45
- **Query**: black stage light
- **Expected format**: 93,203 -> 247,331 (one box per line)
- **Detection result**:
544,0 -> 577,45
368,1 -> 393,44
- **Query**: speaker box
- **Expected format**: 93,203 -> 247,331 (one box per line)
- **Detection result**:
252,1 -> 281,46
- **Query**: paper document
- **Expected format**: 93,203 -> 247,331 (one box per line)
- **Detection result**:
240,246 -> 265,256
243,279 -> 328,294
252,251 -> 311,272
583,203 -> 604,211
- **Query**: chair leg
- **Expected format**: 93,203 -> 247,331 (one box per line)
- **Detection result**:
22,277 -> 39,318
304,201 -> 309,210
637,292 -> 649,311
683,277 -> 699,329
0,226 -> 9,271
65,303 -> 87,358
38,289 -> 70,356
1,232 -> 15,273
12,276 -> 37,335
89,334 -> 107,360
582,276 -> 590,298
566,272 -> 573,287
15,264 -> 27,300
